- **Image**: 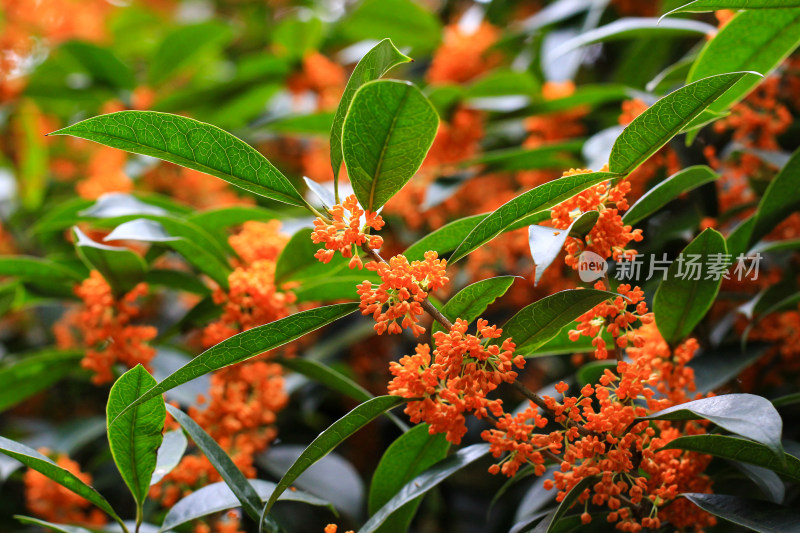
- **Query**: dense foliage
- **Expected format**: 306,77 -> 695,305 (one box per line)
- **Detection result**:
1,1 -> 800,532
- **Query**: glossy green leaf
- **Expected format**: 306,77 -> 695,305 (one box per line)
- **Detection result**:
748,147 -> 800,247
530,475 -> 597,533
432,276 -> 516,336
261,396 -> 405,519
361,443 -> 490,533
682,493 -> 800,533
338,0 -> 442,53
0,350 -> 83,412
449,172 -> 619,263
330,39 -> 411,184
73,227 -> 147,296
188,206 -> 280,238
112,303 -> 359,421
609,72 -> 759,175
663,435 -> 800,480
653,228 -> 727,345
368,424 -> 450,533
404,214 -> 487,262
274,228 -> 348,285
150,429 -> 187,486
343,80 -> 438,212
145,269 -> 211,296
14,516 -> 92,533
149,21 -> 233,85
0,256 -> 82,282
501,289 -> 617,356
623,165 -> 719,225
667,0 -> 800,14
49,111 -> 305,206
466,69 -> 540,98
689,346 -> 767,393
0,436 -> 124,526
643,394 -> 783,457
62,41 -> 135,90
107,365 -> 166,513
732,462 -> 785,504
687,9 -> 800,118
291,272 -> 379,303
524,328 -> 615,357
162,479 -> 334,531
463,141 -> 583,172
166,404 -> 263,521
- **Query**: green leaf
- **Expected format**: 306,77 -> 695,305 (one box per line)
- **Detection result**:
14,516 -> 93,533
343,80 -> 439,212
0,436 -> 125,527
462,141 -> 583,172
330,38 -> 411,184
368,425 -> 450,533
465,69 -> 540,98
577,360 -> 617,386
107,365 -> 166,513
663,435 -> 800,480
524,328 -> 615,357
623,165 -> 719,225
501,289 -> 618,356
291,272 -> 379,303
528,212 -> 598,286
643,394 -> 783,457
432,276 -> 516,336
62,41 -> 135,90
274,228 -> 348,285
686,9 -> 800,118
112,303 -> 359,421
689,346 -> 768,393
261,396 -> 405,518
145,269 -> 211,296
162,479 -> 334,531
73,227 -> 147,296
653,228 -> 727,346
773,392 -> 800,407
0,350 -> 83,412
748,147 -> 800,248
338,0 -> 442,54
0,256 -> 82,282
149,21 -> 233,85
150,429 -> 187,486
666,0 -> 800,15
188,206 -> 280,237
552,17 -> 715,57
608,72 -> 759,175
449,172 -> 619,263
682,493 -> 800,533
49,111 -> 305,206
166,404 -> 263,521
360,444 -> 490,533
265,112 -> 334,136
404,214 -> 487,262
531,475 -> 597,533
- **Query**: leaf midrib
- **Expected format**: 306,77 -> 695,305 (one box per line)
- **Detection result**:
369,85 -> 411,211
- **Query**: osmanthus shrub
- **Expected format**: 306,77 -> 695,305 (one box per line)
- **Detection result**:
1,1 -> 800,533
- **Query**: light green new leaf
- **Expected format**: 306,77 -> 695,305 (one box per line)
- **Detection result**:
0,436 -> 125,527
0,350 -> 83,412
432,276 -> 516,336
642,393 -> 783,457
609,72 -> 759,175
107,365 -> 165,514
623,165 -> 719,225
687,9 -> 800,118
112,303 -> 358,422
682,493 -> 800,533
49,111 -> 305,206
167,404 -> 262,521
361,444 -> 490,533
330,39 -> 411,186
368,424 -> 450,533
261,396 -> 405,520
663,435 -> 800,480
665,0 -> 800,15
149,21 -> 233,85
343,80 -> 439,212
0,256 -> 81,282
500,289 -> 617,356
449,172 -> 618,263
274,228 -> 349,285
150,429 -> 188,486
338,0 -> 442,54
653,228 -> 727,346
404,214 -> 487,262
748,147 -> 800,247
73,227 -> 147,296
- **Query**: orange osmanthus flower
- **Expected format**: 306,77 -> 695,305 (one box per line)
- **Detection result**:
312,195 -> 384,269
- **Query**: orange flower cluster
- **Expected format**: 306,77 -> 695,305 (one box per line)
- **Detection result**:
54,271 -> 157,384
358,252 -> 448,336
551,171 -> 643,267
483,324 -> 715,532
286,52 -> 346,110
324,525 -> 353,533
144,165 -> 253,209
76,146 -> 133,200
427,21 -> 501,84
389,318 -> 524,444
312,195 -> 384,269
715,76 -> 792,150
569,282 -> 653,360
24,451 -> 107,527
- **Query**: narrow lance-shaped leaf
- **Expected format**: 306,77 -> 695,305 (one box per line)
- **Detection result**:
0,256 -> 82,282
403,214 -> 487,262
111,303 -> 359,424
500,289 -> 618,356
14,516 -> 93,533
107,365 -> 166,516
531,476 -> 597,533
0,350 -> 83,412
166,404 -> 263,521
748,146 -> 800,248
49,111 -> 305,207
150,429 -> 188,486
432,276 -> 516,336
642,393 -> 784,457
449,171 -> 619,263
330,39 -> 411,188
360,444 -> 490,533
623,165 -> 719,225
608,72 -> 760,175
665,0 -> 800,15
653,228 -> 727,346
681,493 -> 800,533
0,437 -> 126,528
73,227 -> 147,296
261,396 -> 405,521
343,80 -> 439,212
